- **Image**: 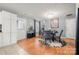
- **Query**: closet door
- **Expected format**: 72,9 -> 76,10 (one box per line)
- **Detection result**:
2,11 -> 11,46
0,34 -> 2,47
10,13 -> 17,44
2,33 -> 10,46
0,12 -> 2,24
0,13 -> 2,47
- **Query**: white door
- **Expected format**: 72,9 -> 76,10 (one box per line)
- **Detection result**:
0,12 -> 2,47
0,12 -> 2,24
10,13 -> 17,44
10,13 -> 17,33
10,32 -> 17,44
36,21 -> 39,36
2,33 -> 10,46
2,11 -> 11,46
0,34 -> 2,47
2,11 -> 10,33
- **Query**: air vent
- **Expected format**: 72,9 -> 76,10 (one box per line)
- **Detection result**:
66,14 -> 73,16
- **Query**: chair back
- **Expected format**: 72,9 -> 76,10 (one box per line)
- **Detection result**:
59,30 -> 63,38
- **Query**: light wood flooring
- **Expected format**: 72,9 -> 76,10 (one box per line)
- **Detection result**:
17,37 -> 75,55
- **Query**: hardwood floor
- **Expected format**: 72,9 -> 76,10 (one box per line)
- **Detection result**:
17,37 -> 75,55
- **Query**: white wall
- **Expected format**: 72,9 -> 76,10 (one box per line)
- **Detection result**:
65,18 -> 76,39
56,16 -> 66,37
26,18 -> 34,32
41,15 -> 76,39
41,16 -> 66,37
17,17 -> 27,40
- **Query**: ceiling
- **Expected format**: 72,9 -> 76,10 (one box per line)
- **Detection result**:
0,3 -> 76,19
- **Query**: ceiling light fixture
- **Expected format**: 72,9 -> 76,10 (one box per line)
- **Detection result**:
44,11 -> 59,19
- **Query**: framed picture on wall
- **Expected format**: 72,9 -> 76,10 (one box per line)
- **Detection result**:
50,17 -> 59,28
